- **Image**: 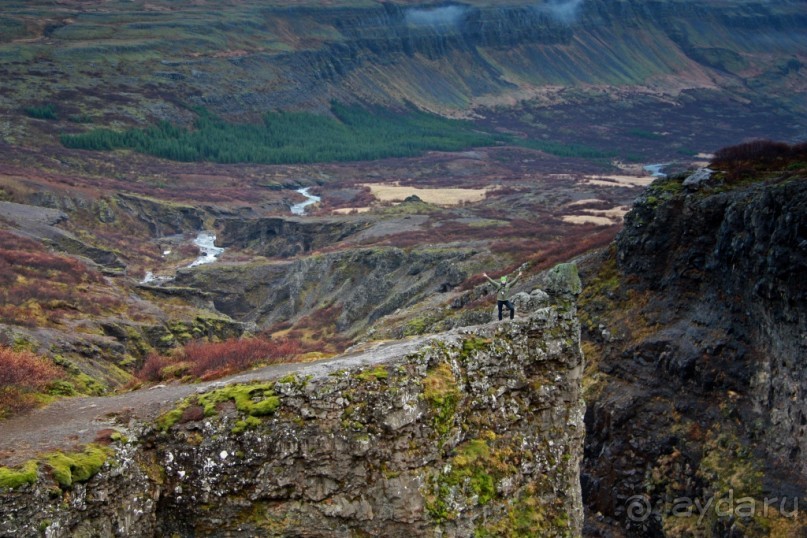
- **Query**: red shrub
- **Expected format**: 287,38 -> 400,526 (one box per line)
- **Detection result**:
0,346 -> 63,416
137,337 -> 303,381
0,346 -> 61,389
137,352 -> 178,382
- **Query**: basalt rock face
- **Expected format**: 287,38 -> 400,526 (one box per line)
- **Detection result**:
581,177 -> 807,535
0,293 -> 585,537
173,246 -> 476,334
115,194 -> 206,238
216,215 -> 371,258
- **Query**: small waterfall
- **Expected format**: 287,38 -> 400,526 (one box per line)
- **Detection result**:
643,163 -> 669,178
140,231 -> 225,284
188,231 -> 225,267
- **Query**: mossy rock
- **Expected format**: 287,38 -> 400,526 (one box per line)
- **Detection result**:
543,263 -> 582,296
45,445 -> 112,488
0,461 -> 39,490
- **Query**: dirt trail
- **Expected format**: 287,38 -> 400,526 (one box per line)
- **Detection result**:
0,337 -> 429,468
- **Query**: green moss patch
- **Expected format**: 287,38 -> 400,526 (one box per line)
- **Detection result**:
474,484 -> 569,537
426,433 -> 520,522
423,362 -> 462,438
0,444 -> 114,490
232,415 -> 262,434
44,445 -> 112,488
461,336 -> 492,356
156,400 -> 190,432
156,382 -> 282,432
0,460 -> 39,490
198,382 -> 280,417
355,365 -> 388,382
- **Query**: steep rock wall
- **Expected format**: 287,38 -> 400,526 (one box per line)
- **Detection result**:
581,176 -> 807,535
215,215 -> 371,258
0,289 -> 585,537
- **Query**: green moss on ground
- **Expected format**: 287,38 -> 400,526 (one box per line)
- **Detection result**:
355,365 -> 388,382
156,400 -> 190,432
156,382 -> 281,432
45,445 -> 112,488
0,444 -> 112,490
198,382 -> 280,417
423,361 -> 461,438
0,460 -> 39,490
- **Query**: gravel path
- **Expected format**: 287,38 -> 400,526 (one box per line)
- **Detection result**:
0,336 -> 430,468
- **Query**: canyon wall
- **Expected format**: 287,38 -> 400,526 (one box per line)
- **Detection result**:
582,175 -> 807,535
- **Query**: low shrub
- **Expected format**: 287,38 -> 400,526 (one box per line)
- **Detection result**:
137,336 -> 302,382
0,346 -> 63,417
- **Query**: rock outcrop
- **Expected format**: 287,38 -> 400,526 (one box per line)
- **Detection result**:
173,246 -> 476,335
0,284 -> 585,537
215,215 -> 371,258
581,175 -> 807,535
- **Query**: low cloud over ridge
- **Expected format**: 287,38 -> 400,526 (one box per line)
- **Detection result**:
404,5 -> 468,28
535,0 -> 585,25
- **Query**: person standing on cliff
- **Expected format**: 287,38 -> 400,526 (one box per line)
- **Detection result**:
483,270 -> 522,321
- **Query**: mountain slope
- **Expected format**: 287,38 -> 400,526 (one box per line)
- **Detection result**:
1,0 -> 804,129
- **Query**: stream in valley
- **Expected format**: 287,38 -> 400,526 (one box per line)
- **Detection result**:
290,187 -> 320,215
141,231 -> 225,284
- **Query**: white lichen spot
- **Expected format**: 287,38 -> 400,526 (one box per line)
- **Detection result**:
220,450 -> 229,460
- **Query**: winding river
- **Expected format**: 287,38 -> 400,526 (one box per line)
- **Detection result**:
290,187 -> 320,215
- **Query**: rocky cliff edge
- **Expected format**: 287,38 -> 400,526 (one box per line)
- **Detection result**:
0,269 -> 585,538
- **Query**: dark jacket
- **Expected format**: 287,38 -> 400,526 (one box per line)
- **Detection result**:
485,272 -> 521,301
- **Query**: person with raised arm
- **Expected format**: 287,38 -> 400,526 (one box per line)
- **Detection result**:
483,269 -> 522,321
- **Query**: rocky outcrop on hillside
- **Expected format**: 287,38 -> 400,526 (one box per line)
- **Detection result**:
0,279 -> 585,537
581,175 -> 807,535
116,194 -> 205,238
173,245 -> 476,334
215,215 -> 370,258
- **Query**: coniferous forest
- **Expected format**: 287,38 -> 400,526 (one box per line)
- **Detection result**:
60,102 -> 611,164
61,103 -> 500,164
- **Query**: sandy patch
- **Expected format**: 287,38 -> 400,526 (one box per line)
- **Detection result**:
562,215 -> 615,226
584,206 -> 630,219
361,182 -> 489,206
612,161 -> 649,175
563,205 -> 629,226
567,198 -> 605,207
583,175 -> 654,188
332,207 -> 371,215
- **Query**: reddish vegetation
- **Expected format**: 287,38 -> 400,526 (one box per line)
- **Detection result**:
137,337 -> 303,382
712,140 -> 807,168
0,346 -> 63,416
460,227 -> 617,291
0,231 -> 125,327
526,227 -> 619,271
712,140 -> 807,182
